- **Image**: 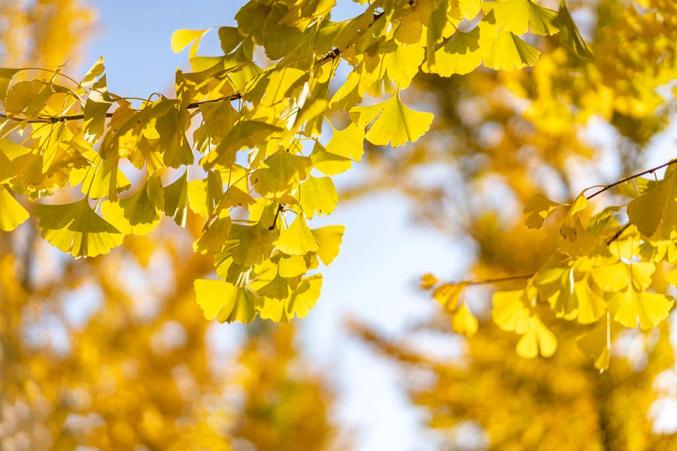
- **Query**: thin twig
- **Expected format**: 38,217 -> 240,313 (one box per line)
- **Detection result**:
585,158 -> 676,199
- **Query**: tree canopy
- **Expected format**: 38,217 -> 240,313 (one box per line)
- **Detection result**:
0,0 -> 676,447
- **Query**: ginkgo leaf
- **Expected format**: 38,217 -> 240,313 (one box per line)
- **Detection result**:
326,123 -> 365,161
350,94 -> 434,148
171,28 -> 211,58
424,28 -> 482,76
312,225 -> 344,265
493,288 -> 557,358
433,283 -> 464,312
577,316 -> 611,372
163,171 -> 189,227
35,199 -> 123,258
101,176 -> 164,235
275,215 -> 318,255
452,303 -> 478,336
194,217 -> 232,254
608,288 -> 673,330
627,168 -> 676,238
384,44 -> 425,88
487,0 -> 559,36
279,255 -> 307,278
535,265 -> 606,324
554,0 -> 593,59
311,143 -> 353,175
592,261 -> 655,292
493,289 -> 532,333
205,121 -> 282,168
258,274 -> 322,322
4,79 -> 52,115
479,22 -> 541,71
252,149 -> 311,196
194,279 -> 258,323
0,186 -> 29,231
0,68 -> 19,101
299,176 -> 338,218
515,317 -> 557,358
523,193 -> 560,229
75,154 -> 131,201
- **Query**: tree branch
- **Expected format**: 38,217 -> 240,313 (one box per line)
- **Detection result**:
585,158 -> 676,199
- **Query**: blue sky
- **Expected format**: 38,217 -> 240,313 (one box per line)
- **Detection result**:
81,1 -> 469,449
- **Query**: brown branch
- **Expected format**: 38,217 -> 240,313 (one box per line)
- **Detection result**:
585,158 -> 676,199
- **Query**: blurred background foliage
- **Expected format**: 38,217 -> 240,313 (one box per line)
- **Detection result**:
349,0 -> 677,449
0,0 -> 676,450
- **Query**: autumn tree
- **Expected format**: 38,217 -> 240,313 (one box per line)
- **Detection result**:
347,0 -> 676,448
0,2 -> 339,450
0,0 -> 675,448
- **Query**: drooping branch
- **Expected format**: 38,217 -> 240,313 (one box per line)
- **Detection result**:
436,157 -> 676,288
0,0 -> 412,125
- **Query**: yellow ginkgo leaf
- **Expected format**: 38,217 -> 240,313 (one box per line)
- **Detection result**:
311,144 -> 353,175
350,94 -> 434,148
608,288 -> 673,330
101,176 -> 164,235
577,316 -> 611,372
326,122 -> 365,161
424,28 -> 482,77
163,171 -> 189,227
627,168 -> 676,238
433,283 -> 464,313
74,153 -> 131,201
479,22 -> 541,71
536,266 -> 606,324
487,0 -> 558,36
493,288 -> 557,357
171,28 -> 211,58
258,274 -> 322,323
194,217 -> 232,254
252,149 -> 311,196
0,185 -> 29,231
384,44 -> 425,88
492,289 -> 531,333
523,193 -> 560,229
452,303 -> 479,336
553,0 -> 593,59
299,176 -> 338,219
275,215 -> 319,255
35,199 -> 123,258
194,279 -> 258,323
515,317 -> 557,358
279,255 -> 307,278
205,121 -> 282,169
312,225 -> 345,265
